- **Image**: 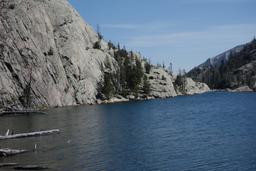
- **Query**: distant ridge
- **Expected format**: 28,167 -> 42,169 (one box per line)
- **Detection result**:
188,39 -> 256,91
197,44 -> 245,69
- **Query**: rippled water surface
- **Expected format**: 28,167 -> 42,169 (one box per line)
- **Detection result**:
1,92 -> 256,171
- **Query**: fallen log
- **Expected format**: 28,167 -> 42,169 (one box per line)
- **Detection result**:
0,148 -> 28,157
14,165 -> 48,170
0,129 -> 60,140
0,111 -> 47,117
0,163 -> 18,167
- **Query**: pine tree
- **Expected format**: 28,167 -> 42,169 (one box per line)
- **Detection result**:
102,73 -> 114,99
102,57 -> 115,99
143,75 -> 151,95
117,43 -> 121,51
135,58 -> 144,85
96,24 -> 103,40
175,69 -> 186,93
145,62 -> 151,74
168,61 -> 173,74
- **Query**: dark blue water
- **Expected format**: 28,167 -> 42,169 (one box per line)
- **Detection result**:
0,92 -> 256,171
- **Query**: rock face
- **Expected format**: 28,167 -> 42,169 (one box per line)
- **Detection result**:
0,0 -> 210,110
0,0 -> 111,108
188,39 -> 256,91
181,78 -> 210,95
147,67 -> 177,98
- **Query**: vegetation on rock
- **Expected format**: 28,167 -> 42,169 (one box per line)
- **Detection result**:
143,76 -> 151,95
174,71 -> 187,93
99,44 -> 151,99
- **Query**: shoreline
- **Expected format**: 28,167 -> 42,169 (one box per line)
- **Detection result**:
51,89 -> 255,108
48,91 -> 212,109
2,89 -> 255,113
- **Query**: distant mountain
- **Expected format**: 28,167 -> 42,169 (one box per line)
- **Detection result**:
197,44 -> 245,69
188,39 -> 256,91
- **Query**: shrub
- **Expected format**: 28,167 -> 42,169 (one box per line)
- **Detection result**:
149,76 -> 154,80
48,47 -> 54,55
93,41 -> 101,49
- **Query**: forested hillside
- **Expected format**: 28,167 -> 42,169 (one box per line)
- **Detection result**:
188,39 -> 256,90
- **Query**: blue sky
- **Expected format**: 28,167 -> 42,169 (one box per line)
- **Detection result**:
69,0 -> 256,72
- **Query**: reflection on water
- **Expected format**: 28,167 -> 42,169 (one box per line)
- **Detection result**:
0,92 -> 256,171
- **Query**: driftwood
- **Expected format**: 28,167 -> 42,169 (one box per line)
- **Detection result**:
14,165 -> 48,170
0,129 -> 60,140
0,148 -> 28,157
0,110 -> 47,117
0,163 -> 18,167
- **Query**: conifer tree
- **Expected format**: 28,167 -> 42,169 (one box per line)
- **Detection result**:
102,57 -> 115,99
143,75 -> 151,95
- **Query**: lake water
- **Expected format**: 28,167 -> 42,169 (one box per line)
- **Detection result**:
0,92 -> 256,171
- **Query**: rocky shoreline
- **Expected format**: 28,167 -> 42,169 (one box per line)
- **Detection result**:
97,92 -> 207,105
99,86 -> 255,105
226,86 -> 254,92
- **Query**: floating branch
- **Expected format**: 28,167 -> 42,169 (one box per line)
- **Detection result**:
0,148 -> 28,157
0,110 -> 47,117
0,129 -> 60,140
0,163 -> 18,167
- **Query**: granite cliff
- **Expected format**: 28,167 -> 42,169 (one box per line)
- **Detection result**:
0,0 -> 209,110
